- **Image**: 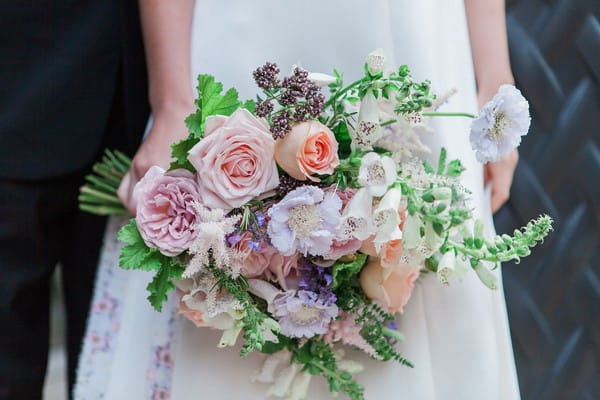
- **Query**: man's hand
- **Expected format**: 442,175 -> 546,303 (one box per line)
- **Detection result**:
117,104 -> 193,214
484,149 -> 518,213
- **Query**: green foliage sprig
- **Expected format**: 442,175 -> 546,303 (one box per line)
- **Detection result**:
205,263 -> 269,357
293,339 -> 365,400
447,215 -> 554,265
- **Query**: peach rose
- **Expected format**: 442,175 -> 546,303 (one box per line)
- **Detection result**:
274,120 -> 339,182
264,253 -> 299,290
360,237 -> 403,269
187,108 -> 279,210
360,258 -> 420,313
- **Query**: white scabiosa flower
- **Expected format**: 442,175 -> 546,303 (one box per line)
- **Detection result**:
337,188 -> 373,240
436,251 -> 456,284
307,72 -> 336,87
366,48 -> 385,75
353,91 -> 383,150
372,187 -> 403,249
474,263 -> 499,290
470,84 -> 531,163
358,152 -> 397,196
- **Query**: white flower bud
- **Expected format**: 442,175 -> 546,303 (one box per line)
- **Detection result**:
402,213 -> 422,249
307,72 -> 336,87
366,48 -> 385,75
354,91 -> 382,150
474,263 -> 499,290
424,221 -> 444,253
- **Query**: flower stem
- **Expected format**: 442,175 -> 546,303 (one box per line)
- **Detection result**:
422,111 -> 477,118
381,326 -> 405,342
325,78 -> 365,107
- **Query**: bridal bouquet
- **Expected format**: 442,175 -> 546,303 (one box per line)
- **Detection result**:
81,50 -> 552,400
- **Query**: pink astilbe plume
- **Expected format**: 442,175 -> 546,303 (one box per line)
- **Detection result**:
184,203 -> 242,279
323,313 -> 379,359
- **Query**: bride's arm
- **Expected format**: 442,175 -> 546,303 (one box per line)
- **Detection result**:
118,0 -> 196,213
465,0 -> 519,213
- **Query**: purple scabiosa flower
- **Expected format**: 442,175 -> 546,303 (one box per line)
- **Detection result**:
470,84 -> 530,163
272,290 -> 338,338
267,186 -> 342,257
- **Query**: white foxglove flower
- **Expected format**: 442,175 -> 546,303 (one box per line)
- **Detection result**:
354,91 -> 382,150
372,187 -> 403,250
402,213 -> 422,249
424,221 -> 445,253
267,362 -> 301,397
358,152 -> 397,196
474,263 -> 499,290
366,48 -> 385,75
337,188 -> 373,240
454,253 -> 471,281
289,371 -> 312,400
470,84 -> 531,163
218,323 -> 243,348
307,72 -> 336,87
252,350 -> 291,383
436,251 -> 456,284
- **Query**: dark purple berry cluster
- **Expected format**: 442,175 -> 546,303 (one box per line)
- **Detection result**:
252,63 -> 325,139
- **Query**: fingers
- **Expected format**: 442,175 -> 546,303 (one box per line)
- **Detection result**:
488,150 -> 518,213
117,170 -> 138,215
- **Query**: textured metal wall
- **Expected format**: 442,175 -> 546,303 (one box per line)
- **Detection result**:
498,1 -> 600,399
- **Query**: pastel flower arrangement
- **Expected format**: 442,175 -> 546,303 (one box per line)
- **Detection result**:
80,50 -> 552,400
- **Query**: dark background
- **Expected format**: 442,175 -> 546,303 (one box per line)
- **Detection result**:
499,0 -> 600,399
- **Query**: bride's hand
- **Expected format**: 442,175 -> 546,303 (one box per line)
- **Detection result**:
484,149 -> 519,213
117,103 -> 194,215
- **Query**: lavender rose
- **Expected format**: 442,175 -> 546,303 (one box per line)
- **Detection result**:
134,166 -> 200,256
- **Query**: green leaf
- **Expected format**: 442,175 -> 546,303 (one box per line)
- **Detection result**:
241,99 -> 256,113
422,160 -> 435,174
117,220 -> 158,271
445,159 -> 465,177
184,112 -> 203,138
185,74 -> 246,139
331,253 -> 368,289
437,147 -> 447,175
169,136 -> 199,171
147,259 -> 185,311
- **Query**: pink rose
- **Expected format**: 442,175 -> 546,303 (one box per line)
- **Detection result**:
360,237 -> 403,269
264,253 -> 299,290
274,120 -> 339,182
324,238 -> 362,260
232,232 -> 278,278
134,166 -> 200,256
188,108 -> 279,210
360,258 -> 420,313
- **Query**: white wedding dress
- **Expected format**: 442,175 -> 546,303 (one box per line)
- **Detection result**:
75,1 -> 521,399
